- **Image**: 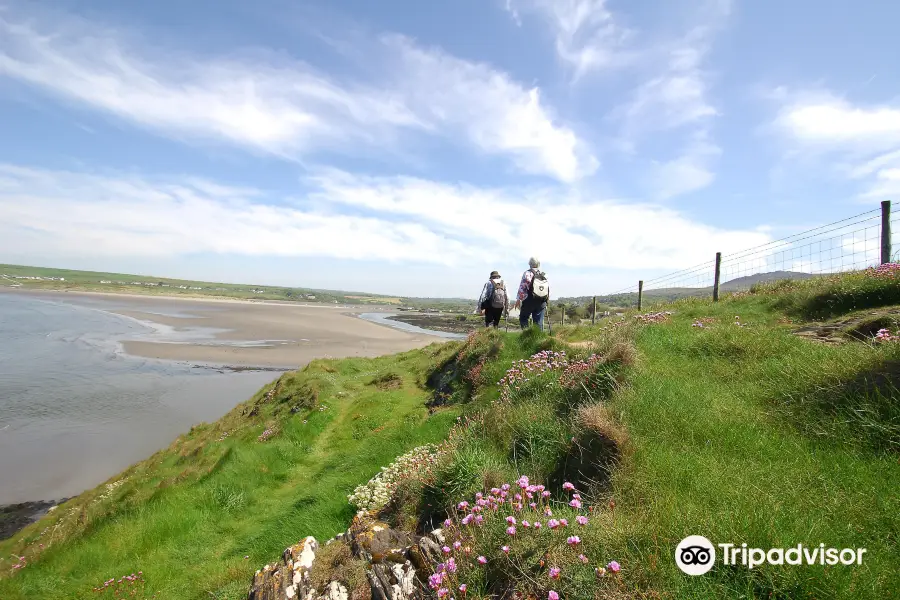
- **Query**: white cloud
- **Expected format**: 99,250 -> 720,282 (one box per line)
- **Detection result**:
0,12 -> 596,182
775,92 -> 900,200
651,135 -> 721,199
0,163 -> 770,279
777,97 -> 900,147
505,0 -> 633,80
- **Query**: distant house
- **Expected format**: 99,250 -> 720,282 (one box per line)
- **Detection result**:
100,280 -> 112,284
306,295 -> 316,300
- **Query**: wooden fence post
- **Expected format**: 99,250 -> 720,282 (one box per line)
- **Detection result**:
882,200 -> 892,264
637,280 -> 643,311
592,296 -> 597,325
713,252 -> 722,302
561,304 -> 565,326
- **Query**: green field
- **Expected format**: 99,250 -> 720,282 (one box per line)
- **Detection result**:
1,269 -> 898,599
0,263 -> 473,311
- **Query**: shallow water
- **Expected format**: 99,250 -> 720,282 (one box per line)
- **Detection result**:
0,293 -> 278,504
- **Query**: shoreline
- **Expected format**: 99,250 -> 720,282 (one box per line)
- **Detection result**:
0,499 -> 70,542
1,289 -> 445,368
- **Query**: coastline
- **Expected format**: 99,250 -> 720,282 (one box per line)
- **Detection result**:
0,288 -> 443,368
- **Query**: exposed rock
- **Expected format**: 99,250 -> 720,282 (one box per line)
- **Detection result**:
248,536 -> 318,600
250,522 -> 436,600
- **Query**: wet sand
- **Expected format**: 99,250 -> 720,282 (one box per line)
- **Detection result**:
1,288 -> 444,367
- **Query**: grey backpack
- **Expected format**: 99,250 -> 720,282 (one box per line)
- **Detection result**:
490,280 -> 507,309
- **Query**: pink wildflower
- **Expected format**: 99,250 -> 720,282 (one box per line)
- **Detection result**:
506,526 -> 516,536
563,482 -> 575,491
502,545 -> 510,554
566,535 -> 581,546
549,591 -> 559,600
549,567 -> 561,579
608,561 -> 621,573
477,556 -> 487,565
576,516 -> 588,526
569,499 -> 582,509
547,519 -> 560,529
579,554 -> 589,564
453,541 -> 462,550
442,546 -> 452,554
506,516 -> 516,525
459,584 -> 467,594
559,518 -> 568,527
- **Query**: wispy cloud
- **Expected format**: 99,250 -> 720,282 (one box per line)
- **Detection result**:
0,163 -> 770,275
505,0 -> 633,80
0,12 -> 596,182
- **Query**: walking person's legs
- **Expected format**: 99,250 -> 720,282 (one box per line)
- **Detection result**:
533,306 -> 546,331
489,308 -> 502,328
519,303 -> 531,329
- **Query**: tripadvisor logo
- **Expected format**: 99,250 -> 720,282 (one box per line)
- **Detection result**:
675,536 -> 868,575
676,535 -> 716,575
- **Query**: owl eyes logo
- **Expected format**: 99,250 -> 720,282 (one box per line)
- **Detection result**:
675,536 -> 716,575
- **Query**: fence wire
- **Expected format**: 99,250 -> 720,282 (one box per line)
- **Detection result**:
599,204 -> 895,307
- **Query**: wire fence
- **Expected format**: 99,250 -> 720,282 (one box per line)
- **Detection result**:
584,201 -> 897,311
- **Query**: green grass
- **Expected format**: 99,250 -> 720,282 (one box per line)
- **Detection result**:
0,345 -> 462,599
3,269 -> 900,599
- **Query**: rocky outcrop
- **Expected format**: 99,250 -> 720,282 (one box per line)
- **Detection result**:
248,516 -> 444,600
248,536 -> 318,600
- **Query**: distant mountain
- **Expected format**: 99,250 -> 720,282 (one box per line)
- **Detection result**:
720,271 -> 813,291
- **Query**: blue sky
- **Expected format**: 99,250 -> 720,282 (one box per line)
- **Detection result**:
1,0 -> 899,298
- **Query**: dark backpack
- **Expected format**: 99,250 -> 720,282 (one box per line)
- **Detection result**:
530,270 -> 549,300
489,280 -> 507,309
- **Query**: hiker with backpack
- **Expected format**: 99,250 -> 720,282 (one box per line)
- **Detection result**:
477,270 -> 509,328
514,257 -> 550,330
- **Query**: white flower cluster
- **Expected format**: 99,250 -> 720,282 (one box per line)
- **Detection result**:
348,444 -> 443,512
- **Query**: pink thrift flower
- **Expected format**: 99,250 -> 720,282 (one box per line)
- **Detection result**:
534,521 -> 542,529
549,591 -> 559,600
562,482 -> 575,491
544,507 -> 553,516
566,535 -> 581,546
579,554 -> 588,564
442,546 -> 452,554
530,502 -> 538,509
522,520 -> 531,528
501,484 -> 511,491
542,491 -> 551,498
443,519 -> 452,528
477,556 -> 487,565
461,514 -> 473,526
506,526 -> 516,536
547,519 -> 560,529
576,516 -> 588,526
569,499 -> 582,509
475,515 -> 484,525
438,588 -> 449,598
608,561 -> 621,573
459,584 -> 467,594
549,567 -> 561,579
506,516 -> 516,525
502,545 -> 510,554
453,541 -> 462,550
458,501 -> 469,510
560,518 -> 569,527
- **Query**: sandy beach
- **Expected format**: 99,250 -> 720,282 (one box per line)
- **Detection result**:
0,288 -> 444,367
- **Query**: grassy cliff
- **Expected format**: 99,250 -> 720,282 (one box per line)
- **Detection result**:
1,269 -> 899,599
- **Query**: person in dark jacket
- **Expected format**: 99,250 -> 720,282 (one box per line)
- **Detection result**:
476,271 -> 509,328
513,257 -> 550,330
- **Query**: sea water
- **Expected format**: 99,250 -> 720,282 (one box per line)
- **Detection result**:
0,293 -> 277,505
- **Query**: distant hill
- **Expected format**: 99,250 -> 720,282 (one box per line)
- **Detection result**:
560,271 -> 818,308
720,271 -> 813,291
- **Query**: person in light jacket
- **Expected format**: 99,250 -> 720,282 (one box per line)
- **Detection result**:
476,271 -> 509,328
513,257 -> 549,330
